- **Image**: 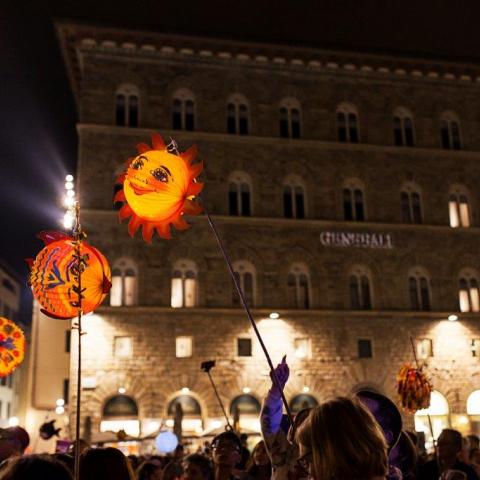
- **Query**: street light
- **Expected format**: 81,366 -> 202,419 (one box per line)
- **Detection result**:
62,174 -> 76,230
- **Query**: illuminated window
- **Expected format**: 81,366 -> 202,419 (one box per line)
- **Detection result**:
110,258 -> 138,306
449,187 -> 470,227
115,84 -> 139,127
287,263 -> 310,309
172,88 -> 195,131
171,260 -> 198,308
343,180 -> 365,221
408,268 -> 431,311
417,338 -> 433,359
358,339 -> 372,358
232,261 -> 256,307
176,336 -> 193,358
294,338 -> 311,359
400,183 -> 423,223
228,172 -> 252,216
114,336 -> 133,358
237,338 -> 252,357
337,103 -> 359,143
472,339 -> 480,357
227,94 -> 249,135
458,270 -> 480,312
102,395 -> 140,437
279,98 -> 301,139
393,107 -> 415,146
349,266 -> 372,309
415,390 -> 449,451
283,175 -> 306,219
440,112 -> 461,150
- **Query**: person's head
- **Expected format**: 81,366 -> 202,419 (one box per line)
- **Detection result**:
80,447 -> 134,480
52,453 -> 74,474
437,429 -> 463,464
175,444 -> 185,458
470,447 -> 480,465
0,428 -> 26,463
0,454 -> 72,480
296,396 -> 388,480
251,441 -> 270,467
240,434 -> 248,447
287,408 -> 311,445
211,431 -> 242,469
136,460 -> 162,480
182,453 -> 213,480
468,434 -> 480,450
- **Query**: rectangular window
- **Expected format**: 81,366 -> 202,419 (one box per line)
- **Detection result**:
171,278 -> 183,308
63,379 -> 70,404
176,336 -> 193,358
294,338 -> 311,359
6,402 -> 10,419
114,336 -> 133,358
237,338 -> 252,357
184,278 -> 196,307
449,201 -> 459,228
0,377 -> 6,387
65,330 -> 71,353
358,339 -> 372,358
110,275 -> 123,306
417,338 -> 433,359
124,277 -> 136,306
472,339 -> 480,357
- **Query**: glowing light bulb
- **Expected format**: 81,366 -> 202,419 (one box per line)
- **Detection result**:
448,314 -> 458,322
118,387 -> 126,394
8,417 -> 19,427
63,212 -> 74,229
56,398 -> 65,407
269,312 -> 280,319
65,181 -> 74,190
181,387 -> 190,394
55,406 -> 65,415
65,174 -> 74,182
302,386 -> 310,393
242,387 -> 251,394
66,189 -> 75,198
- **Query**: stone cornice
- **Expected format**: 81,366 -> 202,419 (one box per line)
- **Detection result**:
77,123 -> 480,158
56,20 -> 480,108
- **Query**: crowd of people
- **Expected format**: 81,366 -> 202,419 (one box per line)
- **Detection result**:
2,358 -> 480,480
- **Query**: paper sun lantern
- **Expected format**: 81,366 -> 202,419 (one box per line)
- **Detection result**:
155,431 -> 179,453
27,231 -> 111,320
397,363 -> 432,413
0,317 -> 26,377
114,133 -> 203,242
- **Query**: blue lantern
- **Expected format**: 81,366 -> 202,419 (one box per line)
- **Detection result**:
155,431 -> 179,453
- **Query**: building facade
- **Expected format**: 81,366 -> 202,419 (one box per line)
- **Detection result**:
56,22 -> 480,448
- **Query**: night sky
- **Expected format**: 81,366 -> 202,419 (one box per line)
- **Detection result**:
1,0 -> 480,283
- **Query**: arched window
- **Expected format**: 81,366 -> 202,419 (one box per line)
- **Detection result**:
228,172 -> 252,216
400,183 -> 423,223
287,263 -> 310,309
343,180 -> 365,221
393,107 -> 415,146
336,103 -> 359,143
172,88 -> 195,131
115,84 -> 139,127
110,258 -> 138,306
283,175 -> 306,219
167,394 -> 203,433
415,390 -> 449,451
458,269 -> 480,312
171,259 -> 198,308
232,260 -> 256,307
101,395 -> 139,436
349,265 -> 372,310
449,186 -> 471,228
279,98 -> 301,139
440,112 -> 462,150
408,268 -> 431,310
229,394 -> 261,415
467,390 -> 480,435
289,394 -> 319,414
227,94 -> 249,135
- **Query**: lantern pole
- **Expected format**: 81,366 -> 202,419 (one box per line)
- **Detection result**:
409,336 -> 438,463
73,201 -> 84,480
168,138 -> 296,430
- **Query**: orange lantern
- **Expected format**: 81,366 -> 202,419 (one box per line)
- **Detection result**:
114,133 -> 203,242
0,317 -> 26,377
27,231 -> 111,320
396,363 -> 432,413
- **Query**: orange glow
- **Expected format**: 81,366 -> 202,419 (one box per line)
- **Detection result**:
397,363 -> 432,413
0,317 -> 25,377
114,133 -> 203,242
28,231 -> 111,320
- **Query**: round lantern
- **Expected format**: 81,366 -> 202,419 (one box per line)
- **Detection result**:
28,231 -> 111,320
114,133 -> 203,242
397,363 -> 432,413
155,431 -> 179,453
0,317 -> 26,377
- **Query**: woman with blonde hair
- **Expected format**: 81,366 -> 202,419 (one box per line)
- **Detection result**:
296,396 -> 388,480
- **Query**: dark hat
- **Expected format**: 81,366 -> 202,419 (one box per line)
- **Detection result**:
211,431 -> 241,451
389,430 -> 418,477
7,426 -> 30,451
356,390 -> 402,451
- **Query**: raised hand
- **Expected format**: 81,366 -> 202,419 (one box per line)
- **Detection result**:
270,355 -> 290,396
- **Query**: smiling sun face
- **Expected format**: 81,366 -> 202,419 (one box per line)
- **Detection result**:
114,133 -> 203,242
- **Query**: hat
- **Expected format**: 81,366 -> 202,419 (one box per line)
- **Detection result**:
211,431 -> 241,451
7,426 -> 30,451
356,390 -> 402,451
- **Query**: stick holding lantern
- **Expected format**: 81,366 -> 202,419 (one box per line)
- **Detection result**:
27,202 -> 111,480
114,133 -> 295,429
